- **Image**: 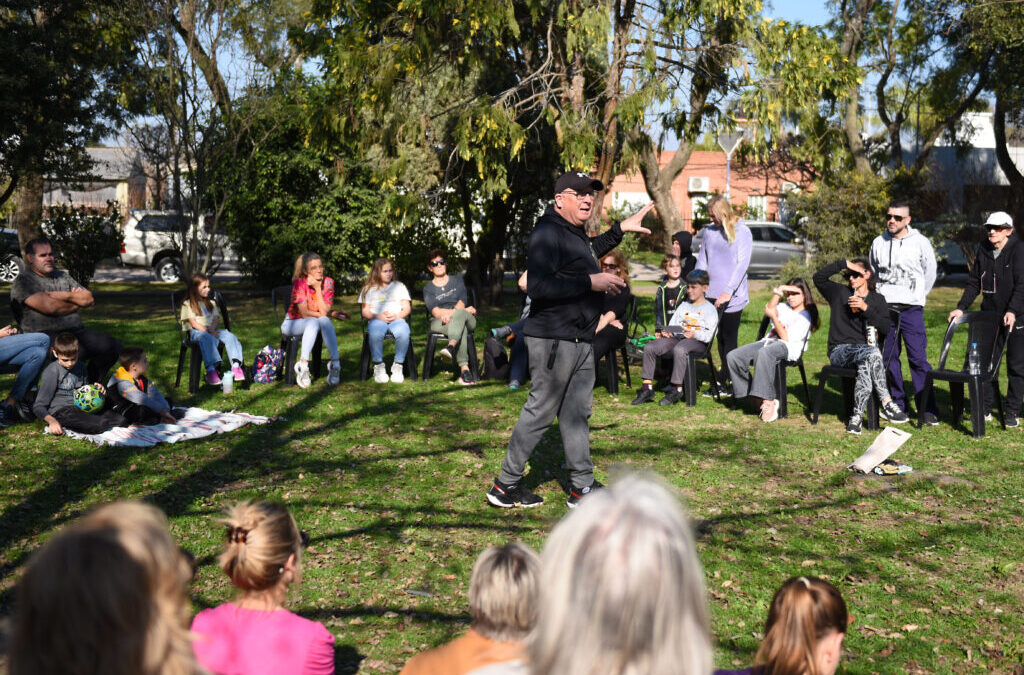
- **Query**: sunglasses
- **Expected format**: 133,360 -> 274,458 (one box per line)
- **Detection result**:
602,263 -> 619,270
561,189 -> 595,198
842,270 -> 863,279
428,259 -> 446,267
986,225 -> 1012,232
886,213 -> 906,222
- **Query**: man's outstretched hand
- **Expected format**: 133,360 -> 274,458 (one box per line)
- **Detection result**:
620,202 -> 655,235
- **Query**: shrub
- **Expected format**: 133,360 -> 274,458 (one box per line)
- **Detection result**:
788,170 -> 890,264
42,202 -> 123,288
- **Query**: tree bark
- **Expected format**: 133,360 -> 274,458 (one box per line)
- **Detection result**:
993,95 -> 1024,228
637,134 -> 694,250
12,172 -> 44,251
838,0 -> 875,175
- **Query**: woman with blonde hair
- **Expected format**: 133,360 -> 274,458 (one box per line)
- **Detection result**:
282,252 -> 346,388
359,257 -> 412,383
697,195 -> 752,392
591,248 -> 632,381
530,474 -> 712,675
191,501 -> 334,675
715,576 -> 848,675
9,501 -> 200,675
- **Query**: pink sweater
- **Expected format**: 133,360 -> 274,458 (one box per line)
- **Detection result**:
191,603 -> 335,675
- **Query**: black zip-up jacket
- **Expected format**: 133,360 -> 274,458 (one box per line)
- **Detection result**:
956,233 -> 1024,326
523,206 -> 624,341
813,260 -> 891,354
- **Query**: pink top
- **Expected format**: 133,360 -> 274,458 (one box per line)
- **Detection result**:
287,277 -> 336,320
191,603 -> 335,675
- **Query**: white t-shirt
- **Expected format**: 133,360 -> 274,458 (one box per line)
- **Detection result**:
767,303 -> 812,361
358,281 -> 411,316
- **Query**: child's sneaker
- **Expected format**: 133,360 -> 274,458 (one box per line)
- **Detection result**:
327,360 -> 341,386
294,361 -> 312,389
206,368 -> 222,386
373,362 -> 388,383
390,363 -> 405,383
231,364 -> 246,381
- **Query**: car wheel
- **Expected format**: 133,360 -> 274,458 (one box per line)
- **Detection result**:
153,257 -> 184,283
0,255 -> 22,283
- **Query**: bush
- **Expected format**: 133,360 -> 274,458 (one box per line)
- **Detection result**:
42,202 -> 123,288
788,170 -> 890,264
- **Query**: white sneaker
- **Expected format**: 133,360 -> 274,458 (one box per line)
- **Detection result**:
327,360 -> 341,386
373,362 -> 388,383
294,361 -> 312,389
390,363 -> 405,383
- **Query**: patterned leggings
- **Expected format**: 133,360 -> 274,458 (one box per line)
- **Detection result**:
829,343 -> 892,417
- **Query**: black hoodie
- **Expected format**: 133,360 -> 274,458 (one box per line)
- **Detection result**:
956,232 -> 1024,325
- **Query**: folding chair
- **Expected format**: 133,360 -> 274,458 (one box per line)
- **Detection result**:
272,285 -> 323,386
173,289 -> 233,394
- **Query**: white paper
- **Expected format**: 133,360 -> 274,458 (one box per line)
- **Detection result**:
848,427 -> 913,473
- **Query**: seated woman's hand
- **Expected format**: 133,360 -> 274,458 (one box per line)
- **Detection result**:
329,309 -> 350,320
379,311 -> 396,322
466,306 -> 477,316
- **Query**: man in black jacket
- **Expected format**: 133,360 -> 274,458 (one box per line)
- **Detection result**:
949,212 -> 1024,427
487,172 -> 653,509
813,258 -> 909,434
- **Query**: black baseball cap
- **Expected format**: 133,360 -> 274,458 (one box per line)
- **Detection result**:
555,171 -> 604,195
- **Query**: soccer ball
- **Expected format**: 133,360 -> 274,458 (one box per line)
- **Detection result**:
73,384 -> 105,414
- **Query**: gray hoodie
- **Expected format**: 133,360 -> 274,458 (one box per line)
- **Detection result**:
869,226 -> 937,306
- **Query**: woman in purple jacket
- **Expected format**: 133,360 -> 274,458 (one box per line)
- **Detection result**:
696,195 -> 752,390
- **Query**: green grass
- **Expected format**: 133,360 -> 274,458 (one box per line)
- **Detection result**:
0,283 -> 1020,674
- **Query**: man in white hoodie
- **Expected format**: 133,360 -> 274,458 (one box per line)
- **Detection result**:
870,200 -> 938,423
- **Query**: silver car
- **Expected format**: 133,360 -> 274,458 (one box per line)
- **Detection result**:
692,221 -> 808,275
120,210 -> 240,282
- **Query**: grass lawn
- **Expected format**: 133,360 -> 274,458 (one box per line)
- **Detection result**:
0,282 -> 1021,674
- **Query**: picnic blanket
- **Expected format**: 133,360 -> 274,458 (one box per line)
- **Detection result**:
57,407 -> 272,447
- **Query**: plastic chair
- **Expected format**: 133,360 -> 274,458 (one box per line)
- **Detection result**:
811,363 -> 881,430
272,285 -> 323,386
172,289 -> 232,394
682,323 -> 721,407
744,315 -> 812,419
919,311 -> 1008,438
596,294 -> 637,394
421,288 -> 480,381
358,317 -> 418,381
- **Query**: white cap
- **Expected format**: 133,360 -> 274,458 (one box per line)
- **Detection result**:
984,211 -> 1014,228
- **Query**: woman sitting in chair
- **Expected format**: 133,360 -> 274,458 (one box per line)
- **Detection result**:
281,252 -> 347,389
359,257 -> 412,384
726,278 -> 818,423
592,248 -> 632,379
423,249 -> 477,385
180,272 -> 245,386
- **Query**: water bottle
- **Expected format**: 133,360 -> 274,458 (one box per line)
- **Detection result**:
968,342 -> 981,376
222,368 -> 234,394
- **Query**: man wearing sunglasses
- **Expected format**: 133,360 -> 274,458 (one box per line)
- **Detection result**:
487,171 -> 653,510
949,212 -> 1024,428
869,200 -> 938,424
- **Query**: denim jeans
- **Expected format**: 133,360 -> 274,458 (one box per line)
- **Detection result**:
0,333 -> 50,400
368,318 -> 410,363
280,316 -> 340,361
189,329 -> 244,369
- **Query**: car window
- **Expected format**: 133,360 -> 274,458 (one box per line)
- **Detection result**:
769,227 -> 796,243
749,227 -> 766,242
137,215 -> 186,232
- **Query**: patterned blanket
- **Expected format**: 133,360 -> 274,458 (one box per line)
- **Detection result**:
59,407 -> 272,447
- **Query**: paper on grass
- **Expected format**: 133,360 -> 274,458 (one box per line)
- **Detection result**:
848,426 -> 912,473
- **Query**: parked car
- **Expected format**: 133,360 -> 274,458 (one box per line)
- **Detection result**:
119,210 -> 240,283
692,221 -> 808,275
0,228 -> 22,283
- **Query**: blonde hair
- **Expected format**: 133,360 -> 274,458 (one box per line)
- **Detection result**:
361,257 -> 396,298
10,502 -> 198,675
755,577 -> 848,675
707,195 -> 739,243
529,474 -> 711,675
469,542 -> 541,642
220,501 -> 302,602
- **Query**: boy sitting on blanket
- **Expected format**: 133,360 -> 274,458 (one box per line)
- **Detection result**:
106,347 -> 177,425
34,332 -> 126,436
631,269 -> 719,406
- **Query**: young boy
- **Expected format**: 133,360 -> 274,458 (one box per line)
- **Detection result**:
654,254 -> 685,329
33,332 -> 126,435
106,347 -> 176,425
632,270 -> 719,406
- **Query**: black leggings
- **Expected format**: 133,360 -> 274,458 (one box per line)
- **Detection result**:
592,326 -> 627,373
716,309 -> 743,383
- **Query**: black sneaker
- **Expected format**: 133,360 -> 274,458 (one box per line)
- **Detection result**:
458,370 -> 477,386
631,388 -> 657,405
846,414 -> 863,435
880,401 -> 909,424
487,479 -> 543,508
921,412 -> 939,427
567,480 -> 604,509
701,385 -> 731,398
1006,414 -> 1020,429
0,404 -> 12,429
659,388 -> 684,406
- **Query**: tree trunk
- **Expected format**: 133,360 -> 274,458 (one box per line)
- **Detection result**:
459,177 -> 483,305
12,172 -> 44,251
637,133 -> 694,250
993,95 -> 1024,228
838,0 -> 875,175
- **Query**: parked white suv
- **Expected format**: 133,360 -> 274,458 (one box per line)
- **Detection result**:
120,210 -> 240,282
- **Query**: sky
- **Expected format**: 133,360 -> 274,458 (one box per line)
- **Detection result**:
765,0 -> 832,26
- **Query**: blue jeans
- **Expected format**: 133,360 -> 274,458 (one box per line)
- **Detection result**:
509,319 -> 529,383
280,316 -> 340,361
189,329 -> 244,369
0,333 -> 50,400
368,318 -> 410,363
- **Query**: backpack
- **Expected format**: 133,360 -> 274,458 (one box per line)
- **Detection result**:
482,335 -> 510,381
252,345 -> 284,384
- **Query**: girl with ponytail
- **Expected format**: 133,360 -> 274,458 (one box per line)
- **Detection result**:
191,501 -> 335,674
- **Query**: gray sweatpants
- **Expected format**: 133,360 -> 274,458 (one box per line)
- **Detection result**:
641,336 -> 707,385
499,337 -> 595,490
727,339 -> 790,400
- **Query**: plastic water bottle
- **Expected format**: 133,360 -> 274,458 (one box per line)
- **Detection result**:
222,368 -> 234,394
968,342 -> 981,376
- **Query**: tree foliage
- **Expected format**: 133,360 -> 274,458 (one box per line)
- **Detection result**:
41,202 -> 123,288
787,169 -> 889,263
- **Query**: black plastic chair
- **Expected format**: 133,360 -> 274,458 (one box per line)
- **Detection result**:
682,323 -> 721,407
811,359 -> 881,430
421,288 -> 480,381
272,285 -> 323,386
596,295 -> 638,394
358,317 -> 418,381
919,311 -> 1008,438
741,315 -> 812,419
173,289 -> 232,394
